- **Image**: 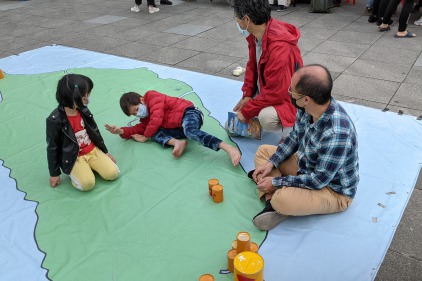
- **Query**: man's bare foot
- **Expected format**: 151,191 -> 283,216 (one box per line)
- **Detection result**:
219,142 -> 241,166
172,139 -> 188,159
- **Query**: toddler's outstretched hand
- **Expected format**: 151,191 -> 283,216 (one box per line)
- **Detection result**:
105,124 -> 123,135
50,176 -> 60,188
132,134 -> 149,143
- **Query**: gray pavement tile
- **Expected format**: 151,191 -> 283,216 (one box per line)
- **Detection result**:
171,36 -> 225,52
140,32 -> 190,47
361,46 -> 420,66
189,15 -> 232,27
344,59 -> 411,82
288,7 -> 327,19
55,34 -> 131,53
277,15 -> 316,28
332,94 -> 388,110
404,68 -> 422,86
342,22 -> 383,33
164,24 -> 213,36
85,15 -> 127,24
0,23 -> 45,38
215,58 -> 248,82
354,15 -> 372,23
197,26 -> 243,40
0,37 -> 44,52
14,42 -> 51,55
372,31 -> 422,51
138,46 -> 200,65
0,51 -> 12,59
389,83 -> 422,111
298,27 -> 339,40
329,30 -> 383,44
26,22 -> 102,42
298,38 -> 325,52
317,12 -> 361,22
24,16 -> 75,29
386,105 -> 422,118
303,19 -> 352,30
81,24 -> 133,38
333,74 -> 401,103
181,7 -> 222,17
0,11 -> 33,23
15,6 -> 60,17
0,2 -> 27,11
330,71 -> 342,80
141,20 -> 186,32
110,17 -> 156,28
206,39 -> 248,58
176,52 -> 240,74
415,52 -> 422,68
158,13 -> 202,24
312,40 -> 370,57
105,27 -> 156,41
302,53 -> 356,72
49,11 -> 107,22
107,41 -> 160,58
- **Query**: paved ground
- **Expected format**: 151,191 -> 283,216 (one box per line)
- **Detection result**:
1,0 -> 421,279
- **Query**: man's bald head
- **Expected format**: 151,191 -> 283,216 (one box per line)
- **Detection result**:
294,64 -> 333,105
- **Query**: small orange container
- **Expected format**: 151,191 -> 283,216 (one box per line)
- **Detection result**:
211,184 -> 223,203
227,249 -> 237,272
250,242 -> 259,253
199,273 -> 214,281
208,178 -> 219,196
236,232 -> 251,253
0,69 -> 4,79
232,240 -> 237,250
234,251 -> 264,281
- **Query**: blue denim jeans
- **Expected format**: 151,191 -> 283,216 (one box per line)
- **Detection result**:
152,107 -> 222,151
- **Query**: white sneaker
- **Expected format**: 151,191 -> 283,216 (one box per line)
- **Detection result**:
131,5 -> 140,12
414,17 -> 422,26
149,6 -> 159,13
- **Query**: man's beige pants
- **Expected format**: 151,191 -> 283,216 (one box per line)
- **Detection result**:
254,145 -> 352,216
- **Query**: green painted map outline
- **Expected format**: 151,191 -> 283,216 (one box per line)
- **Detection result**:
0,68 -> 265,281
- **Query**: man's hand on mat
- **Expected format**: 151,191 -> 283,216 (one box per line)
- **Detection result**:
50,176 -> 60,187
105,124 -> 123,135
253,162 -> 274,182
106,153 -> 117,163
233,96 -> 251,112
257,177 -> 276,194
132,134 -> 149,143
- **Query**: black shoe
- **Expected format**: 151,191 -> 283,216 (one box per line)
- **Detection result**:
247,169 -> 255,180
368,15 -> 378,23
413,4 -> 420,13
253,200 -> 288,230
277,5 -> 287,11
160,0 -> 172,4
377,18 -> 393,26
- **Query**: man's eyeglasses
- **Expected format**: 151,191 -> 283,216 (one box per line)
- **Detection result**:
288,86 -> 305,100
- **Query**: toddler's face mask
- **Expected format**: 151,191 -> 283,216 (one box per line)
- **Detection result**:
136,104 -> 149,118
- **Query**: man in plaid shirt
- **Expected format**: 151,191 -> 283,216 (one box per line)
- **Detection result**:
251,64 -> 359,231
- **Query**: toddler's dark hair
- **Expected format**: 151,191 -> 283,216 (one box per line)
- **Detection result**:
120,92 -> 142,116
56,74 -> 93,109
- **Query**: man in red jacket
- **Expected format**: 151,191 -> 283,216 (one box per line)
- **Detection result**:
232,0 -> 303,139
105,91 -> 241,166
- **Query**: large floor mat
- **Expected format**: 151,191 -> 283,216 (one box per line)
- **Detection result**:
1,46 -> 421,281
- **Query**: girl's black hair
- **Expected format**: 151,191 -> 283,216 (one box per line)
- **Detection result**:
55,74 -> 94,109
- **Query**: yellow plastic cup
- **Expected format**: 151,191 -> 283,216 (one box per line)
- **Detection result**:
234,251 -> 264,281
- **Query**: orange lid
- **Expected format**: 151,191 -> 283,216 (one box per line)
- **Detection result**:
237,231 -> 250,241
228,249 -> 237,258
250,242 -> 259,252
208,179 -> 219,185
234,251 -> 264,274
199,274 -> 214,281
212,185 -> 223,191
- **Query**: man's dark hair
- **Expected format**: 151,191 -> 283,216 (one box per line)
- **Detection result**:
56,74 -> 93,109
232,0 -> 271,25
120,92 -> 142,116
295,64 -> 333,105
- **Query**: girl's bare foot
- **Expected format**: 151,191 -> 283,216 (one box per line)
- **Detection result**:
172,139 -> 188,159
219,142 -> 241,166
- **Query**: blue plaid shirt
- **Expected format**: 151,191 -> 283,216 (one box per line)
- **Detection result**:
269,99 -> 359,198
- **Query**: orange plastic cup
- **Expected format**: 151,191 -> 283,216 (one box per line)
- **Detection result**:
232,239 -> 237,250
227,249 -> 237,272
208,179 -> 219,196
250,242 -> 259,253
199,273 -> 214,281
0,69 -> 4,79
234,251 -> 264,281
236,232 -> 251,253
211,184 -> 223,203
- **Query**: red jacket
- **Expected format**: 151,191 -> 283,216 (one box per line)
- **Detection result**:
241,18 -> 303,127
120,90 -> 193,139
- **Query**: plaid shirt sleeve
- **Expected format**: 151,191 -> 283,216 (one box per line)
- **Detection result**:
272,131 -> 353,190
